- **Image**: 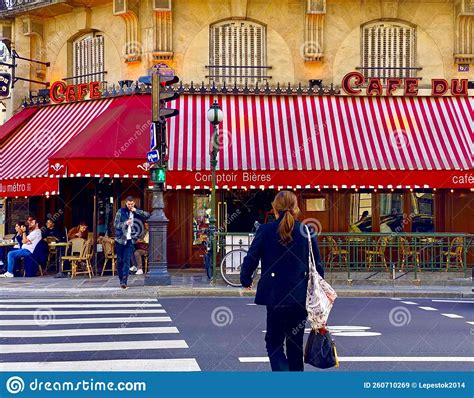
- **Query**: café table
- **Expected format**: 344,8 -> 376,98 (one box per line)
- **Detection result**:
49,242 -> 70,277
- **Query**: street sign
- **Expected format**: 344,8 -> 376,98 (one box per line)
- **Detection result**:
147,150 -> 160,164
0,73 -> 11,97
150,123 -> 157,150
458,64 -> 469,72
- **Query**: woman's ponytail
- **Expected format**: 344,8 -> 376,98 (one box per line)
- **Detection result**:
272,191 -> 300,245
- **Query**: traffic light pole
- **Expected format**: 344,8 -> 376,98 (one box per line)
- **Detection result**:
146,121 -> 171,286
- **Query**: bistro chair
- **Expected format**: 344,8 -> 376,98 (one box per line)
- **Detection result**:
325,236 -> 348,269
399,237 -> 421,271
442,237 -> 465,271
60,238 -> 86,274
366,236 -> 389,270
71,239 -> 94,278
101,237 -> 117,276
45,236 -> 59,272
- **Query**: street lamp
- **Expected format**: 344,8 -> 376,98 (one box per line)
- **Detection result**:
207,100 -> 224,284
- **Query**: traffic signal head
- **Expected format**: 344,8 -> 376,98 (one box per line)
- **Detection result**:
152,73 -> 180,122
150,166 -> 166,184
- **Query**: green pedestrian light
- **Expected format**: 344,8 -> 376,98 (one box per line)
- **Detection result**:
151,167 -> 166,183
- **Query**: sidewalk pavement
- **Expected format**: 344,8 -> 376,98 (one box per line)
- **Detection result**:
0,270 -> 472,299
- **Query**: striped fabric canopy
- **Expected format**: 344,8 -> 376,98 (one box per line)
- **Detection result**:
168,95 -> 473,172
1,99 -> 113,180
0,99 -> 113,197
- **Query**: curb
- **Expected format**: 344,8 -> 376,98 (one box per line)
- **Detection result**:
0,287 -> 472,299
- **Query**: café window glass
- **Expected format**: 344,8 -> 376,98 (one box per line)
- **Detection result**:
411,192 -> 435,232
379,193 -> 403,233
193,194 -> 211,245
349,193 -> 372,232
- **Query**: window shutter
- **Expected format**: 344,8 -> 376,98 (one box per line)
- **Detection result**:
209,20 -> 266,85
362,22 -> 415,81
73,34 -> 105,84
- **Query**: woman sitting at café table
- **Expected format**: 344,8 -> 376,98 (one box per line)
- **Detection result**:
67,222 -> 88,240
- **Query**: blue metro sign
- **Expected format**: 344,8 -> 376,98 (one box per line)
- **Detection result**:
147,150 -> 160,164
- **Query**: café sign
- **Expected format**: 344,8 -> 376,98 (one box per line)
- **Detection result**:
49,81 -> 101,104
341,71 -> 469,96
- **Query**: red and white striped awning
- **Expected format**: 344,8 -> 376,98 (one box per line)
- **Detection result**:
166,95 -> 473,189
0,99 -> 113,197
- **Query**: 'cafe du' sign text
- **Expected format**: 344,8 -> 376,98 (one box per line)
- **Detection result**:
341,71 -> 469,96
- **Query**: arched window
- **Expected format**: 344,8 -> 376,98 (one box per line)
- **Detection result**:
73,33 -> 105,84
361,21 -> 416,81
209,20 -> 267,85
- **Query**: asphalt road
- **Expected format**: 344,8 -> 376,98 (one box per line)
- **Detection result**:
0,297 -> 472,371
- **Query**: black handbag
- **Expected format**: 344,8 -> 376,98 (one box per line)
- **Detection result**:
304,329 -> 339,369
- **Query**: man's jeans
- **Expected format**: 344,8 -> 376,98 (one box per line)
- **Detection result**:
116,240 -> 133,285
7,249 -> 32,274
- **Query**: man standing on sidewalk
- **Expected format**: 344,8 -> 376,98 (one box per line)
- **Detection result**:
114,196 -> 150,289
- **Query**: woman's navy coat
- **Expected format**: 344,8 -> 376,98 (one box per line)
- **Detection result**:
240,219 -> 324,307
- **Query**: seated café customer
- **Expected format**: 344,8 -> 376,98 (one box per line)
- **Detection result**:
0,222 -> 26,269
130,222 -> 149,275
42,219 -> 62,240
68,222 -> 88,240
1,218 -> 42,278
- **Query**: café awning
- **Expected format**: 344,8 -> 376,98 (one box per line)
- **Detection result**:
47,93 -> 473,189
48,95 -> 151,179
0,98 -> 113,197
165,94 -> 473,189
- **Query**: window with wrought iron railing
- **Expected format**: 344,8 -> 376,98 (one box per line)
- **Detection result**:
359,21 -> 419,81
208,20 -> 270,85
73,33 -> 105,84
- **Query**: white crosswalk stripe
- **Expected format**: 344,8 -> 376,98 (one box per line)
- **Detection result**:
0,298 -> 200,372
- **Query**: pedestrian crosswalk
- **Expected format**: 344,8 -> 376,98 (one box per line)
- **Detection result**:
0,298 -> 200,371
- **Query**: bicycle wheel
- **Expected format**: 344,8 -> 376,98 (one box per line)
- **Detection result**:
220,249 -> 248,287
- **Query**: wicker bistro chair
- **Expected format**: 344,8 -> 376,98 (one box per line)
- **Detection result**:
71,239 -> 94,278
442,237 -> 465,271
366,236 -> 389,271
325,236 -> 348,269
60,238 -> 86,274
101,237 -> 117,276
399,237 -> 421,271
45,236 -> 59,272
